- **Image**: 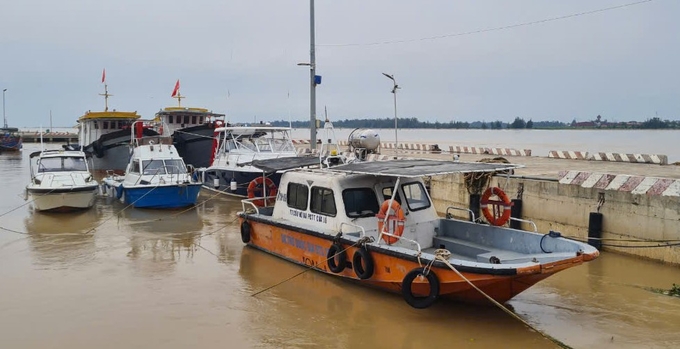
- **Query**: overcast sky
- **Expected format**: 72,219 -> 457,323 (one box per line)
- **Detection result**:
1,0 -> 677,127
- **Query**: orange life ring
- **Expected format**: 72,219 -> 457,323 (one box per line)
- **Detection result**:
376,200 -> 406,244
247,177 -> 278,207
480,187 -> 513,226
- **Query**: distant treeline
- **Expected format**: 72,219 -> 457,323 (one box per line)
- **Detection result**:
270,117 -> 680,129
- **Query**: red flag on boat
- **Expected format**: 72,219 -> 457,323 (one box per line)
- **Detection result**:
171,79 -> 180,97
101,69 -> 106,83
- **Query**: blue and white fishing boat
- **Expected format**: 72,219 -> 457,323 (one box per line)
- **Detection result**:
102,126 -> 201,209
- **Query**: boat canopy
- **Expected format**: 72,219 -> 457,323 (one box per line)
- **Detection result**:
328,159 -> 522,178
245,156 -> 321,172
214,126 -> 292,133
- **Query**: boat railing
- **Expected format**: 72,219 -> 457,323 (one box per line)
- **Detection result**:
446,206 -> 477,222
339,222 -> 366,238
241,196 -> 276,214
508,217 -> 538,233
378,230 -> 422,254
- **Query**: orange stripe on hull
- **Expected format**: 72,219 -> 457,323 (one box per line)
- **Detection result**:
243,218 -> 583,303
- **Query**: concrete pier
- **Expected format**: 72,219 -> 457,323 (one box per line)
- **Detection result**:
18,132 -> 78,143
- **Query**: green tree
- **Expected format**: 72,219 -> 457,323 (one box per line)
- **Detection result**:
510,117 -> 526,129
526,119 -> 533,129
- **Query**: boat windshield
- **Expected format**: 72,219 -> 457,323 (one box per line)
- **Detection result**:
38,157 -> 88,172
141,159 -> 186,175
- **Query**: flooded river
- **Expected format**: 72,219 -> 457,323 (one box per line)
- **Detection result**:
2,144 -> 680,349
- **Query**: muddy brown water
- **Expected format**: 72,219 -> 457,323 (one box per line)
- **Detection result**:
2,145 -> 680,349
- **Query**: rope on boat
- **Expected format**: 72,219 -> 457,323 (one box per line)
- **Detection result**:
560,235 -> 680,249
464,157 -> 511,195
250,236 -> 374,297
432,249 -> 572,349
0,187 -> 60,219
125,187 -> 234,226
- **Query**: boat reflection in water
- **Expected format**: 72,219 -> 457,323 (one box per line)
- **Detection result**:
23,208 -> 103,265
238,247 -> 548,349
120,206 -> 204,276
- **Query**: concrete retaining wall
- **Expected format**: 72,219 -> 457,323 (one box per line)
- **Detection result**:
430,174 -> 680,265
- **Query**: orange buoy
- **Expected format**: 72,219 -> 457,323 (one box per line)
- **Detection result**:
247,177 -> 278,207
480,187 -> 513,226
376,200 -> 406,244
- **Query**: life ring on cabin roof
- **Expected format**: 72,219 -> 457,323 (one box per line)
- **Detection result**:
480,187 -> 513,226
376,200 -> 406,245
247,177 -> 278,207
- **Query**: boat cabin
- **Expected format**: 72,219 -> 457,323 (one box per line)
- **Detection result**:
77,110 -> 141,147
212,126 -> 297,164
154,107 -> 225,136
268,168 -> 441,250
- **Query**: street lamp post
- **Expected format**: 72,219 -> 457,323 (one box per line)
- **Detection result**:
2,88 -> 7,129
382,73 -> 399,152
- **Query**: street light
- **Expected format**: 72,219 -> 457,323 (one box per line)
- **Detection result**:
297,0 -> 317,150
382,73 -> 400,152
2,88 -> 7,129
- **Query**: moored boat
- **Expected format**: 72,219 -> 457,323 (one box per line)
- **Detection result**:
237,159 -> 599,308
101,126 -> 201,209
26,149 -> 99,212
0,127 -> 23,151
64,75 -> 158,172
197,125 -> 300,198
153,85 -> 227,168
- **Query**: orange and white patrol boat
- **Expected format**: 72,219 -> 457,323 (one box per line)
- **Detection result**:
238,159 -> 599,308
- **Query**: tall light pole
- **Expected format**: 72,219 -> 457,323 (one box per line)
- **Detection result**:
297,0 -> 317,150
2,88 -> 7,129
382,73 -> 399,152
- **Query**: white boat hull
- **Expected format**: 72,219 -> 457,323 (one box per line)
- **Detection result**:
28,188 -> 98,212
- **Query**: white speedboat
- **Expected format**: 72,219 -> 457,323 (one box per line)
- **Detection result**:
102,128 -> 202,209
26,150 -> 99,212
198,125 -> 300,198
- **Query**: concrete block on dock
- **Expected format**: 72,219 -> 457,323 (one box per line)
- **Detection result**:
589,152 -> 668,165
485,148 -> 532,157
557,170 -> 680,196
549,150 -> 589,160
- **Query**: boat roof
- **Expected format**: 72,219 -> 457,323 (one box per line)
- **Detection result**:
30,149 -> 87,159
156,107 -> 225,117
79,110 -> 141,121
329,159 -> 522,178
246,156 -> 321,172
214,126 -> 291,133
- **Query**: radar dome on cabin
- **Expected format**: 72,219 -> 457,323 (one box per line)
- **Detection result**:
348,128 -> 380,153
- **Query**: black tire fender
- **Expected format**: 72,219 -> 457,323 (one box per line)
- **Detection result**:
240,220 -> 251,243
352,247 -> 374,280
326,243 -> 346,273
401,267 -> 440,309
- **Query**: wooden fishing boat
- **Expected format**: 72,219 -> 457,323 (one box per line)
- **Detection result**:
237,159 -> 599,308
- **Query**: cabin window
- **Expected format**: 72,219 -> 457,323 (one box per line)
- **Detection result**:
93,121 -> 99,129
191,115 -> 197,124
343,188 -> 379,218
141,160 -> 166,175
287,183 -> 308,210
102,121 -> 109,129
132,160 -> 140,173
311,186 -> 336,216
38,157 -> 87,172
381,187 -> 402,205
164,159 -> 186,174
168,115 -> 174,124
184,115 -> 190,124
199,116 -> 204,124
401,182 -> 431,211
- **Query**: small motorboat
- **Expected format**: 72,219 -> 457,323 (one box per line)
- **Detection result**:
26,149 -> 99,212
102,126 -> 201,209
237,159 -> 599,308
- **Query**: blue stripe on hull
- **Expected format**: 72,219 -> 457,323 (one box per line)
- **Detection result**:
123,184 -> 202,208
